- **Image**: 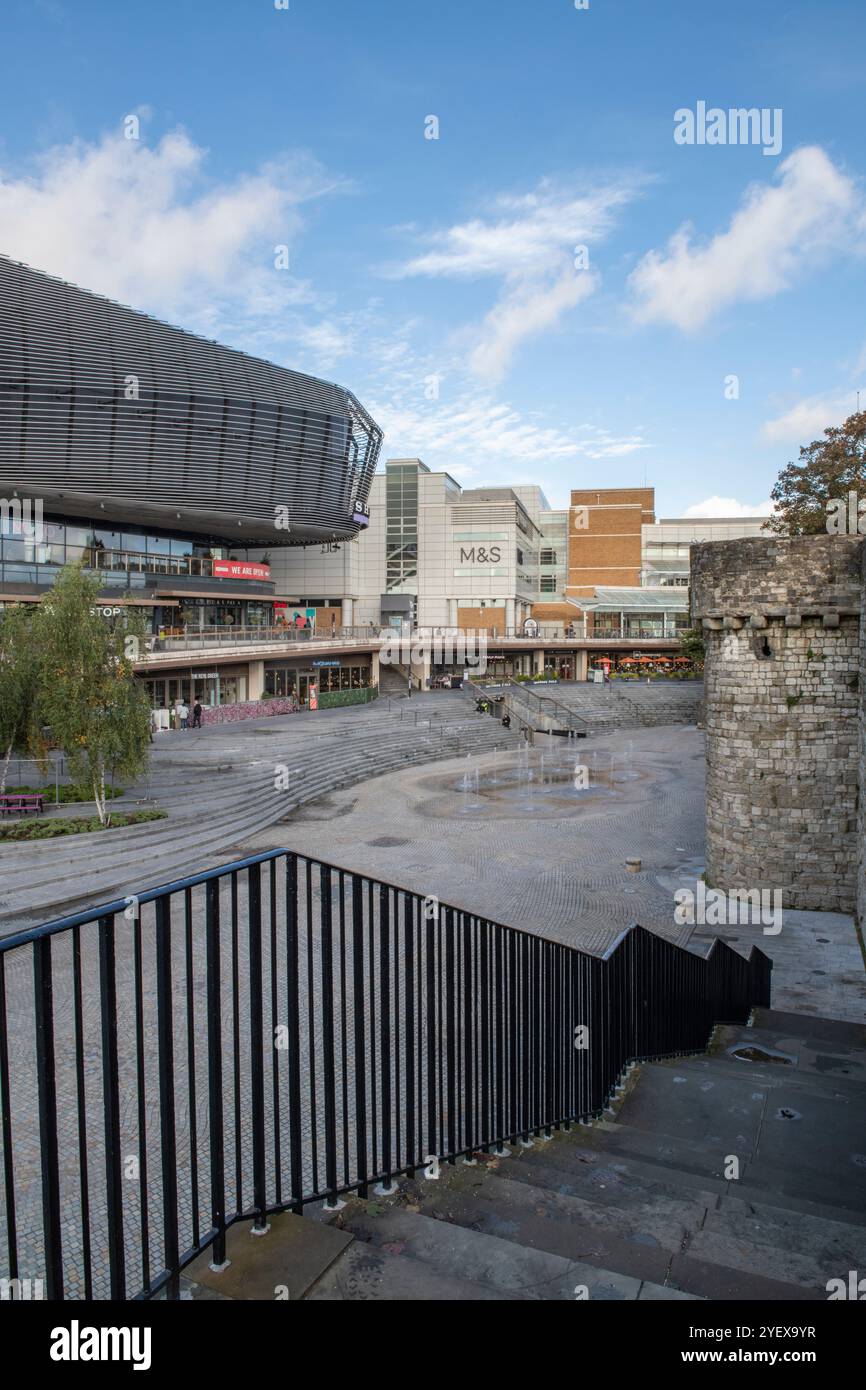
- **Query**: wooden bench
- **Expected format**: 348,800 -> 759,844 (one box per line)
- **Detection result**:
0,793 -> 45,817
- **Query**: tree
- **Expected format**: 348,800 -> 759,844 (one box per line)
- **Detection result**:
0,604 -> 45,793
678,627 -> 704,665
766,409 -> 866,536
34,565 -> 151,825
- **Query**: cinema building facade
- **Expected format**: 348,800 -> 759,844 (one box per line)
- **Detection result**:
0,255 -> 382,705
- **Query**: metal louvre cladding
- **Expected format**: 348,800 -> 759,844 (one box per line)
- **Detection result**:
0,255 -> 382,545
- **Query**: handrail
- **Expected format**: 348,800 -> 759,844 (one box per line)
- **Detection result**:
0,848 -> 772,1301
499,676 -> 590,732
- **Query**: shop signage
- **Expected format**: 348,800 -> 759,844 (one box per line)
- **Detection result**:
213,560 -> 271,581
313,660 -> 340,668
459,546 -> 502,564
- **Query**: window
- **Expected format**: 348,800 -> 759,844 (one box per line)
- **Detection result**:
540,575 -> 557,593
540,549 -> 558,566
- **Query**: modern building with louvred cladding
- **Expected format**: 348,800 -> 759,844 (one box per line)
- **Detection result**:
0,254 -> 382,545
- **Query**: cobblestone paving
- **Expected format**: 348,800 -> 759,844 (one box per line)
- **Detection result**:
250,726 -> 706,956
3,723 -> 862,1299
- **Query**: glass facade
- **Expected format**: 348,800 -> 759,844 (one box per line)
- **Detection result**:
385,463 -> 420,614
0,513 -> 246,586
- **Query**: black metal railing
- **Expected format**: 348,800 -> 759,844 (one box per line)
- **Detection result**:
0,851 -> 771,1301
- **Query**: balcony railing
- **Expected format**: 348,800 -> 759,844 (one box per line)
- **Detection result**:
0,850 -> 771,1300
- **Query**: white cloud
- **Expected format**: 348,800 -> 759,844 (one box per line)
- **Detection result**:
388,178 -> 644,383
0,125 -> 341,337
761,392 -> 858,443
683,496 -> 774,518
630,146 -> 860,331
390,181 -> 638,281
468,269 -> 597,383
370,389 -> 648,468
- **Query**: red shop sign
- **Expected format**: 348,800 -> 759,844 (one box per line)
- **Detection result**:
213,560 -> 271,581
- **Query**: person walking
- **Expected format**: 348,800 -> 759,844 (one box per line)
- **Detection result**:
178,700 -> 189,731
191,700 -> 203,729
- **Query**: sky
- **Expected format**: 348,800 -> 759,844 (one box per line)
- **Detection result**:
1,0 -> 864,515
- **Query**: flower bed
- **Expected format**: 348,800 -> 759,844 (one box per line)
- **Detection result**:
199,697 -> 297,725
0,810 -> 166,841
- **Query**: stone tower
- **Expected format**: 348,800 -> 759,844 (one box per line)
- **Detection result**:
691,535 -> 864,915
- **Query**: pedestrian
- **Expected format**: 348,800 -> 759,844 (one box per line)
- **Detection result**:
178,700 -> 189,731
191,700 -> 203,729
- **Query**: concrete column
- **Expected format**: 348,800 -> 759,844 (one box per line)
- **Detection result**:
533,648 -> 545,675
370,649 -> 380,691
248,659 -> 265,700
342,597 -> 354,626
574,649 -> 588,682
448,597 -> 458,626
506,597 -> 516,633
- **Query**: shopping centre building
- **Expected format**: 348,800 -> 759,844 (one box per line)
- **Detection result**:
0,254 -> 383,706
0,255 -> 769,709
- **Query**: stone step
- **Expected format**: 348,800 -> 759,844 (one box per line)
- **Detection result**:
418,1168 -> 682,1286
493,1142 -> 720,1214
585,1118 -> 736,1168
305,1238 -> 517,1301
335,1203 -> 654,1300
712,1023 -> 866,1083
708,1196 -> 865,1272
658,1051 -> 866,1096
683,1223 -> 846,1296
750,1008 -> 866,1049
614,1062 -> 766,1154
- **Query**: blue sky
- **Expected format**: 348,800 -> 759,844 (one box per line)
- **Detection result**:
1,0 -> 864,514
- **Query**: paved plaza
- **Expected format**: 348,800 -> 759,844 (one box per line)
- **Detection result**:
246,725 -> 866,1020
1,719 -> 863,1299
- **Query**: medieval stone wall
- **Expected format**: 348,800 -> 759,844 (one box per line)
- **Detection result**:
691,536 -> 863,915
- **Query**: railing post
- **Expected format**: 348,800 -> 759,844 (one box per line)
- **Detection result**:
155,896 -> 180,1297
379,884 -> 394,1191
98,915 -> 126,1298
320,865 -> 339,1207
404,895 -> 416,1177
34,936 -> 63,1301
247,862 -> 268,1233
205,878 -> 227,1267
351,875 -> 369,1198
285,854 -> 304,1211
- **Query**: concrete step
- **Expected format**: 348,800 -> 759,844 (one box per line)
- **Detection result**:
707,1196 -> 865,1274
494,1138 -> 721,1211
336,1203 -> 651,1300
712,1023 -> 866,1084
615,1062 -> 766,1155
750,1008 -> 866,1049
418,1167 -> 682,1286
305,1238 -> 517,1300
658,1051 -> 866,1096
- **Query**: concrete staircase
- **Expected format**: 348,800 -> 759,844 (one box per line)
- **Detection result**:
234,1008 -> 865,1303
547,681 -> 703,733
0,696 -> 522,930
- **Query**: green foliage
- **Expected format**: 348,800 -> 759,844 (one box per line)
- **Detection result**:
0,604 -> 47,792
766,409 -> 866,536
678,627 -> 705,664
33,565 -> 151,825
0,809 -> 165,842
5,783 -> 125,803
318,686 -> 378,709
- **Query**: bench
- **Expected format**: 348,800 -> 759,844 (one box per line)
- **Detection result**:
0,793 -> 45,817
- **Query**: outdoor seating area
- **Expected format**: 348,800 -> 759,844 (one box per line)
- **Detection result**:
0,792 -> 45,817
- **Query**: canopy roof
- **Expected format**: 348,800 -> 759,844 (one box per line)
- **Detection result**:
568,587 -> 689,613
